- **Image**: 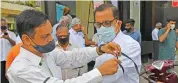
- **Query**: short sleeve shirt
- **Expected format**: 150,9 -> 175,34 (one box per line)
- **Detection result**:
158,28 -> 178,60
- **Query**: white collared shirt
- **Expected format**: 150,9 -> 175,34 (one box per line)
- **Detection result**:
7,47 -> 102,83
94,31 -> 141,83
0,30 -> 16,61
15,35 -> 22,44
69,28 -> 85,48
56,42 -> 79,80
69,28 -> 88,76
152,28 -> 159,40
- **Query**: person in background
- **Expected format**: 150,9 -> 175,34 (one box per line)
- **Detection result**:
55,24 -> 80,80
69,17 -> 96,76
1,18 -> 16,83
69,17 -> 96,48
53,16 -> 70,41
152,22 -> 162,40
158,18 -> 177,60
7,9 -> 121,83
94,4 -> 141,83
56,3 -> 70,22
123,19 -> 141,44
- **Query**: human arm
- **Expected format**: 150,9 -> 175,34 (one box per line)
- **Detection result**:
159,24 -> 171,42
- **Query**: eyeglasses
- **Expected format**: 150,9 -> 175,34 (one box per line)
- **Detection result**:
94,18 -> 116,28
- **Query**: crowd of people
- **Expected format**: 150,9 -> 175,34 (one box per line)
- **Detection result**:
0,3 -> 177,83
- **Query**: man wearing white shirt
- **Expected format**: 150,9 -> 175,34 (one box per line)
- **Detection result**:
55,23 -> 80,80
1,18 -> 16,83
94,4 -> 141,83
7,9 -> 121,83
69,17 -> 96,48
152,22 -> 162,40
69,17 -> 96,75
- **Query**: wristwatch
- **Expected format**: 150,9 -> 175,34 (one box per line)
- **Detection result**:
99,44 -> 105,54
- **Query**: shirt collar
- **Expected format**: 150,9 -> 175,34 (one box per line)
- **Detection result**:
56,41 -> 72,50
20,47 -> 42,66
70,28 -> 78,34
113,31 -> 124,42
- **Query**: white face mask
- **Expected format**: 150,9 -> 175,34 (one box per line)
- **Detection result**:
97,26 -> 116,44
171,24 -> 175,30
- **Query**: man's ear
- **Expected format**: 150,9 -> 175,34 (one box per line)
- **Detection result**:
21,34 -> 31,46
115,20 -> 122,33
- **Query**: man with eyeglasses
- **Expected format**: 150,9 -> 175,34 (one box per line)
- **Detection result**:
94,4 -> 141,83
7,9 -> 121,83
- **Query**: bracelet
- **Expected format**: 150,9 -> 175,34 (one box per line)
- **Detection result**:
99,44 -> 105,54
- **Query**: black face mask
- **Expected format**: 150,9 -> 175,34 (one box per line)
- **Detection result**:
1,26 -> 7,30
57,35 -> 69,45
77,30 -> 82,32
125,28 -> 132,32
29,38 -> 56,53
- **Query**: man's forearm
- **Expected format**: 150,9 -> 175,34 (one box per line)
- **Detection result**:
159,30 -> 169,42
83,34 -> 91,45
84,34 -> 96,46
7,38 -> 15,46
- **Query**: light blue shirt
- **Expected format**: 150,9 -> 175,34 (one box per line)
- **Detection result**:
56,4 -> 65,22
123,30 -> 141,44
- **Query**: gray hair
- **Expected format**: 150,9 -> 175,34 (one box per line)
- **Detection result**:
56,23 -> 68,31
58,16 -> 69,23
70,17 -> 81,27
94,4 -> 119,19
156,22 -> 162,27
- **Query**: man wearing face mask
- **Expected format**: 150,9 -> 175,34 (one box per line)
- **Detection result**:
69,17 -> 96,76
123,19 -> 141,44
158,18 -> 177,60
69,17 -> 96,48
53,16 -> 70,42
1,18 -> 16,83
94,4 -> 141,83
7,9 -> 122,83
55,24 -> 80,80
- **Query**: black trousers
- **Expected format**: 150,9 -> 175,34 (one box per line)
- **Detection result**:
1,61 -> 9,83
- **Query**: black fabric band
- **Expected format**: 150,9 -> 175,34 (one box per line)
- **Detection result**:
119,64 -> 125,73
99,44 -> 105,53
43,77 -> 50,83
120,52 -> 139,74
